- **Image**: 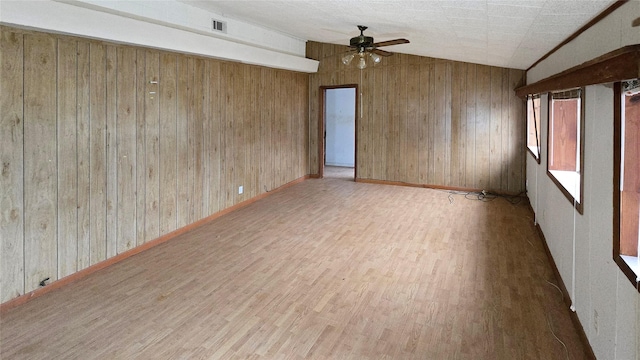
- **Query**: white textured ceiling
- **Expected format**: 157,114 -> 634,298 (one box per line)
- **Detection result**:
182,0 -> 616,69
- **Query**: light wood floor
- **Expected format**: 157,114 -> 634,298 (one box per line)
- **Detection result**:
1,178 -> 588,359
324,166 -> 354,180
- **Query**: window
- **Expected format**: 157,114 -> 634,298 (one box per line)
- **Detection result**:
547,89 -> 584,213
614,79 -> 640,289
526,94 -> 541,162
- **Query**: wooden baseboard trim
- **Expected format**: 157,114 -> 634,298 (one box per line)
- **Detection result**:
0,175 -> 311,313
356,178 -> 483,192
355,178 -> 525,196
533,222 -> 597,360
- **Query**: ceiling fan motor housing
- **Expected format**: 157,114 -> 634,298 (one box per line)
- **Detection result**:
350,25 -> 374,50
350,35 -> 374,49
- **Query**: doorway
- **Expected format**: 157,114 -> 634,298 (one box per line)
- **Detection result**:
319,85 -> 358,180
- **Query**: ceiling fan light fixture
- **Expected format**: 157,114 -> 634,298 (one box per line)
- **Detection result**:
357,55 -> 367,70
342,53 -> 355,65
370,52 -> 381,65
342,25 -> 409,69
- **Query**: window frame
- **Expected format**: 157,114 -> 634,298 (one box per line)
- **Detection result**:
546,88 -> 584,214
526,94 -> 542,163
613,80 -> 640,291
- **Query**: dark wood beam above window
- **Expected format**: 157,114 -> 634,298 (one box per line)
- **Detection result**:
515,45 -> 640,99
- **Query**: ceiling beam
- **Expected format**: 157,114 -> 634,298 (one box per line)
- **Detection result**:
515,45 -> 640,98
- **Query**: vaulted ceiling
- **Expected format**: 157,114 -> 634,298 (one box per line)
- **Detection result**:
182,0 -> 616,70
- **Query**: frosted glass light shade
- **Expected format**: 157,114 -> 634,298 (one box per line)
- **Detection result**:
357,55 -> 367,70
342,53 -> 355,65
342,51 -> 383,69
370,52 -> 381,65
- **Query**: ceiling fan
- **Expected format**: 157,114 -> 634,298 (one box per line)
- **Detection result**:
341,25 -> 410,69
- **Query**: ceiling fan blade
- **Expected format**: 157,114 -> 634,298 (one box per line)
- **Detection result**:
373,39 -> 410,48
372,49 -> 393,57
633,17 -> 640,27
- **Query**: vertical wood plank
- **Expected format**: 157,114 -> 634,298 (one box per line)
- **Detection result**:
450,62 -> 463,187
271,68 -> 278,187
427,64 -> 436,184
274,70 -> 283,186
89,42 -> 107,266
191,58 -> 204,220
406,62 -> 420,183
0,29 -> 25,302
248,66 -> 259,197
458,63 -> 468,188
377,65 -> 388,180
509,70 -> 525,193
260,68 -> 273,190
277,65 -> 290,183
116,47 -> 137,252
443,63 -> 452,186
175,56 -> 189,228
23,33 -> 58,290
186,58 -> 197,220
283,72 -> 292,182
418,62 -> 430,184
500,68 -> 511,190
105,45 -> 117,259
475,65 -> 491,191
242,66 -> 252,196
385,64 -> 397,181
301,74 -> 309,177
144,50 -> 160,242
159,53 -> 177,235
433,63 -> 447,185
208,60 -> 221,213
294,71 -> 302,180
283,71 -> 291,183
465,64 -> 477,188
76,41 -> 91,270
302,74 -> 310,175
308,73 -> 318,175
201,59 -> 211,217
223,63 -> 235,207
398,60 -> 408,182
56,39 -> 78,277
490,67 -> 503,191
359,67 -> 370,179
274,69 -> 282,188
135,49 -> 146,246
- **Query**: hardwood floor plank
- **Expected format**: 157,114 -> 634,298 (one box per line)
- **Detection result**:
1,178 -> 589,359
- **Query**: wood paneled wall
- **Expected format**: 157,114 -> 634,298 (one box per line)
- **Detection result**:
307,42 -> 526,193
0,26 -> 309,303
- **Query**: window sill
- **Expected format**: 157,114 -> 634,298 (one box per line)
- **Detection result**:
548,170 -> 582,214
549,170 -> 580,199
526,146 -> 541,163
620,255 -> 640,282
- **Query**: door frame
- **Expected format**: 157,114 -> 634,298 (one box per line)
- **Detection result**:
318,84 -> 359,179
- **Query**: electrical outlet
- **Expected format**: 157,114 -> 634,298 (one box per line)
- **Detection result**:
238,186 -> 243,195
